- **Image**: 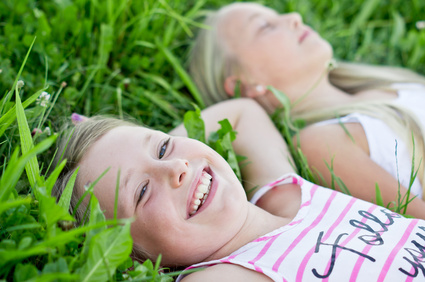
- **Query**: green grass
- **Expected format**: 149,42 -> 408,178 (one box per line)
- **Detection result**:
1,0 -> 425,280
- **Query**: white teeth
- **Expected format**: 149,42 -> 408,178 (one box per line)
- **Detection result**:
198,184 -> 208,193
201,178 -> 210,185
189,171 -> 212,216
201,192 -> 209,204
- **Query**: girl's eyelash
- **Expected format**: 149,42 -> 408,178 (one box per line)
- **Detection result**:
159,138 -> 170,159
258,22 -> 272,33
137,182 -> 148,206
262,22 -> 273,29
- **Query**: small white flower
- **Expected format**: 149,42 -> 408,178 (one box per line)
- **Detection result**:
44,127 -> 51,136
326,58 -> 338,71
37,91 -> 51,107
416,21 -> 425,30
17,80 -> 25,89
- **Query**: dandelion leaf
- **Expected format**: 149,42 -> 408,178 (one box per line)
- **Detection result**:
78,223 -> 133,282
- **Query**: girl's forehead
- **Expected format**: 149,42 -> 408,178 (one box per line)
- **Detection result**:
219,3 -> 276,20
217,4 -> 278,43
107,125 -> 155,141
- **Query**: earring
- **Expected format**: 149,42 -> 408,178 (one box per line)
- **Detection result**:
256,85 -> 265,93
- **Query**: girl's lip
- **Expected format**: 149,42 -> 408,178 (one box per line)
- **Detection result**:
299,28 -> 311,43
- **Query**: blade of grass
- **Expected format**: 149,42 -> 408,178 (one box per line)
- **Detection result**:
155,38 -> 205,108
15,83 -> 41,191
0,37 -> 36,116
137,71 -> 188,104
375,183 -> 384,206
0,198 -> 32,216
324,158 -> 351,195
0,137 -> 55,202
73,168 -> 110,218
351,0 -> 380,31
58,167 -> 80,210
337,115 -> 355,143
45,159 -> 66,195
135,88 -> 180,120
0,90 -> 43,138
114,169 -> 120,221
116,87 -> 123,120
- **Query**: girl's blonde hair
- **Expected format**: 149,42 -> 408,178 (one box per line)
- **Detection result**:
51,116 -> 150,262
189,8 -> 425,196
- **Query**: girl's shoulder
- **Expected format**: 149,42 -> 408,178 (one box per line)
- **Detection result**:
298,122 -> 369,156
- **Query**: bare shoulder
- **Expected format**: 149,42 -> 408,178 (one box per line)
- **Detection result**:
295,122 -> 370,189
297,122 -> 369,156
180,264 -> 273,282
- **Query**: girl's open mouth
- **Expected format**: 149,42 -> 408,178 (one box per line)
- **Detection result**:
189,170 -> 212,216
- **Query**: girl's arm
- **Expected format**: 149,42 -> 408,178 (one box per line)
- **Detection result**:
298,122 -> 425,219
170,98 -> 295,199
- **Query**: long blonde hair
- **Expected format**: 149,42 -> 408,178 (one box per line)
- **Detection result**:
51,116 -> 150,262
189,8 -> 425,196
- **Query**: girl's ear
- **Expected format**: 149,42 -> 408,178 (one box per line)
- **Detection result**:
224,75 -> 239,97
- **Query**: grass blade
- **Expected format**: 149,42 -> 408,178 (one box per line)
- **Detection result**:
15,83 -> 41,190
0,137 -> 55,203
155,38 -> 205,108
136,88 -> 180,120
58,167 -> 80,210
45,159 -> 66,195
0,37 -> 36,116
0,90 -> 43,138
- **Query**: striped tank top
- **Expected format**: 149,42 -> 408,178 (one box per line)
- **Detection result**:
177,174 -> 425,281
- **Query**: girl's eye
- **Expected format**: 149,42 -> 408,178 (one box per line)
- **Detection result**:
258,19 -> 274,32
159,138 -> 170,159
262,22 -> 273,30
137,183 -> 148,206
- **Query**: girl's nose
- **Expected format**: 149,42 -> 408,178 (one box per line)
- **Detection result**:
284,12 -> 303,29
166,159 -> 188,189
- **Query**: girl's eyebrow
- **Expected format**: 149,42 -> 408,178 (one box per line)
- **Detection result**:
123,168 -> 134,194
247,12 -> 261,23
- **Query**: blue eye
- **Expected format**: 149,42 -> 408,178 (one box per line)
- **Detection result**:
137,183 -> 148,205
159,138 -> 170,159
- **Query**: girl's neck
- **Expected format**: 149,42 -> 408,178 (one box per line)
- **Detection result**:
289,78 -> 397,113
291,78 -> 353,112
203,203 -> 290,262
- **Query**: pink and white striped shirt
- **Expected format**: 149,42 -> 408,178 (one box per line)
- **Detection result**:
177,173 -> 425,282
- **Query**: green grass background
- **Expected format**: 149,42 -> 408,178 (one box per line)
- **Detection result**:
1,0 -> 425,280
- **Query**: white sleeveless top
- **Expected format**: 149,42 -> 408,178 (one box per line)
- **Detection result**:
314,83 -> 425,198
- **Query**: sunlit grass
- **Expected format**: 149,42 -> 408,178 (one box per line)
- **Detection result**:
1,0 -> 424,280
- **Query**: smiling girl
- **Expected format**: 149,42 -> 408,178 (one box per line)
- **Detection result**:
53,99 -> 425,281
189,2 -> 425,217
